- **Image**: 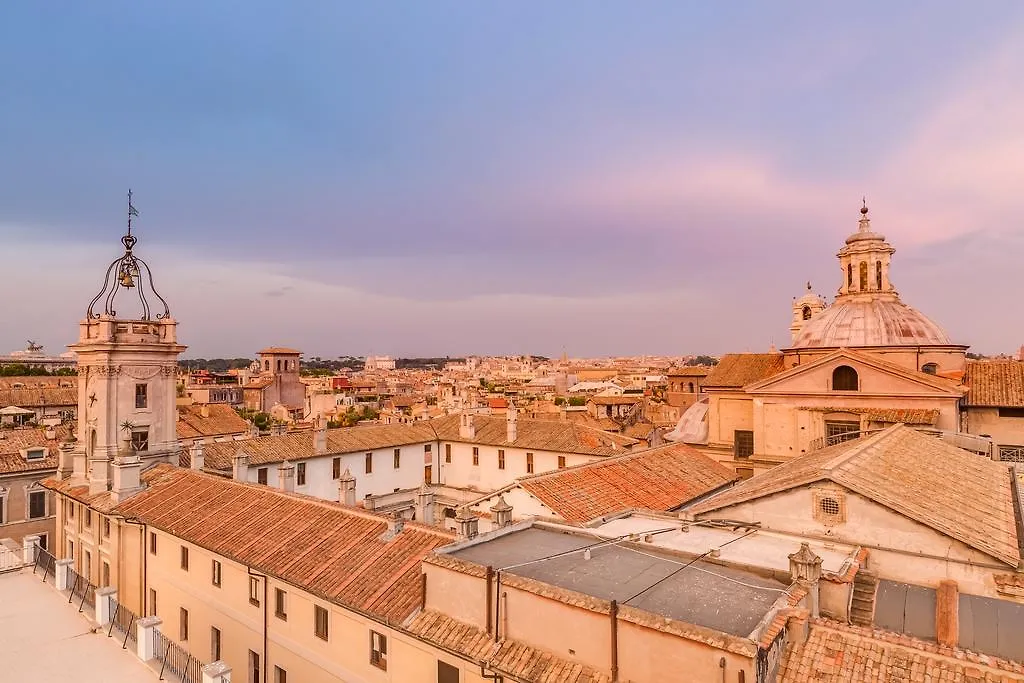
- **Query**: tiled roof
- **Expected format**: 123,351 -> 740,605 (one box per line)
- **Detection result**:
48,465 -> 453,623
176,404 -> 250,440
780,618 -> 1024,682
518,442 -> 738,523
199,422 -> 438,470
703,353 -> 785,388
0,426 -> 71,475
667,366 -> 713,377
691,425 -> 1021,567
0,386 -> 77,408
431,414 -> 637,455
405,610 -> 610,683
964,360 -> 1024,407
257,347 -> 301,355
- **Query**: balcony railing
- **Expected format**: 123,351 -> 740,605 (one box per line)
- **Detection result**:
154,630 -> 205,683
808,427 -> 994,457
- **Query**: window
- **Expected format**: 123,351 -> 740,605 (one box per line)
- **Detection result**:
314,605 -> 329,640
180,608 -> 189,641
557,456 -> 566,469
275,588 -> 287,620
249,577 -> 261,606
212,560 -> 222,587
67,502 -> 74,520
497,450 -> 505,470
526,453 -> 534,474
998,445 -> 1024,463
393,448 -> 401,469
149,588 -> 157,616
83,551 -> 91,579
438,661 -> 460,683
472,447 -> 479,466
445,444 -> 451,463
180,546 -> 189,570
67,540 -> 73,559
274,666 -> 287,683
424,444 -> 432,454
249,651 -> 260,683
297,462 -> 306,486
103,518 -> 111,538
875,262 -> 882,290
832,365 -> 859,391
85,508 -> 92,527
332,457 -> 341,479
370,630 -> 388,671
820,497 -> 840,516
825,421 -> 860,446
424,465 -> 432,484
25,448 -> 45,460
37,534 -> 47,550
921,363 -> 938,375
130,429 -> 149,452
365,452 -> 373,474
211,627 -> 221,661
801,305 -> 812,320
257,468 -> 268,485
28,491 -> 46,519
734,430 -> 754,459
0,493 -> 5,524
264,360 -> 270,371
859,261 -> 868,291
102,562 -> 110,587
150,532 -> 157,554
135,383 -> 148,409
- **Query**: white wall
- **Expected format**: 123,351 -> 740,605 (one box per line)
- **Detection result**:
438,441 -> 599,492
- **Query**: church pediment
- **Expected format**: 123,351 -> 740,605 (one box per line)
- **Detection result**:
744,349 -> 964,398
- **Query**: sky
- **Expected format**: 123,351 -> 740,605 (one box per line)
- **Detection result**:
2,3 -> 1024,358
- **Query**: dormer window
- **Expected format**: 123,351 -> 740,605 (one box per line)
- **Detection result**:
23,448 -> 46,461
921,363 -> 938,375
832,366 -> 859,391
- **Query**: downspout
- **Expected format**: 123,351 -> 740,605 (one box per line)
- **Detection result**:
610,600 -> 619,682
248,567 -> 268,683
485,566 -> 494,635
493,571 -> 501,643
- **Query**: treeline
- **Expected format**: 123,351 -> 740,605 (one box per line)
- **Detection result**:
179,358 -> 254,372
396,357 -> 464,370
684,355 -> 720,366
0,364 -> 77,376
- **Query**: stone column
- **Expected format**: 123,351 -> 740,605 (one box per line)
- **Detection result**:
788,542 -> 823,618
202,661 -> 233,683
56,558 -> 74,590
95,587 -> 117,626
136,616 -> 162,662
22,535 -> 40,565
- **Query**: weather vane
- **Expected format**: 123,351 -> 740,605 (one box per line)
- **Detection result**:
127,188 -> 139,238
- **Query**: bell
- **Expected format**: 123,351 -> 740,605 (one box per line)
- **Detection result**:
120,272 -> 135,288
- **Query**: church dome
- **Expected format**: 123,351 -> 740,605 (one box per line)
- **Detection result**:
790,297 -> 952,348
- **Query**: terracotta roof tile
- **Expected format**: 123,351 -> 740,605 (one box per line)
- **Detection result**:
518,442 -> 738,523
668,366 -> 713,377
46,464 -> 452,623
692,425 -> 1021,566
176,404 -> 250,440
405,611 -> 611,683
0,425 -> 72,475
431,414 -> 637,455
780,618 -> 1024,682
703,353 -> 785,388
965,360 -> 1024,407
796,406 -> 939,425
0,386 -> 77,408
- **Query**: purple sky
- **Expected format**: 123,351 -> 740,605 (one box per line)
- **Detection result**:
2,3 -> 1023,358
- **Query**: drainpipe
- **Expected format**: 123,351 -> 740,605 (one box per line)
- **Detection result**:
610,600 -> 619,682
248,568 -> 268,683
485,566 -> 494,635
493,571 -> 502,643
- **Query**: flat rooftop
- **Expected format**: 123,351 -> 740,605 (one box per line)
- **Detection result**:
591,516 -> 856,575
449,526 -> 789,637
0,569 -> 161,682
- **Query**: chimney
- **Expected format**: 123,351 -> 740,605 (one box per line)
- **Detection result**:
314,417 -> 328,455
44,426 -> 56,440
490,495 -> 513,528
415,484 -> 435,526
190,442 -> 205,471
88,438 -> 113,495
788,542 -> 823,618
506,402 -> 518,443
459,411 -> 476,440
200,404 -> 210,418
455,507 -> 479,540
110,454 -> 144,503
364,495 -> 376,512
232,452 -> 250,482
936,580 -> 959,648
58,440 -> 75,479
338,468 -> 357,506
278,461 -> 295,492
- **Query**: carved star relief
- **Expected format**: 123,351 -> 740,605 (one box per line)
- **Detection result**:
89,393 -> 97,406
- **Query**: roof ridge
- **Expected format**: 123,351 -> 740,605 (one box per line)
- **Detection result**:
821,424 -> 902,473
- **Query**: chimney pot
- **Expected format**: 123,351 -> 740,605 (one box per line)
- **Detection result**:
232,452 -> 251,482
278,460 -> 295,493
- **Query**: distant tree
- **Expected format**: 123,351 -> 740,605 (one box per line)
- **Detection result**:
966,352 -> 987,360
685,355 -> 719,367
0,363 -> 76,377
568,396 -> 587,407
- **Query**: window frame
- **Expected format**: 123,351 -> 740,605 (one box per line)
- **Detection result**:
497,449 -> 505,470
249,576 -> 261,607
257,468 -> 268,485
365,452 -> 373,474
831,365 -> 859,392
734,430 -> 754,459
445,443 -> 451,463
211,626 -> 222,661
296,462 -> 306,486
472,447 -> 479,466
135,383 -> 148,409
180,607 -> 189,642
314,604 -> 329,641
275,588 -> 287,621
28,490 -> 47,520
332,457 -> 341,479
149,532 -> 157,555
393,448 -> 401,469
180,546 -> 189,571
557,455 -> 566,469
130,429 -> 149,452
370,630 -> 388,671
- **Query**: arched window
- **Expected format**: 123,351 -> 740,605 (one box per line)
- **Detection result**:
847,263 -> 853,288
802,305 -> 812,320
264,360 -> 270,372
277,360 -> 282,372
921,363 -> 938,375
875,262 -> 882,290
832,365 -> 859,391
687,382 -> 695,393
859,262 -> 868,291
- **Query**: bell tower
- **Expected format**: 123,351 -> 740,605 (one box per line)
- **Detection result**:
835,200 -> 897,299
68,191 -> 186,495
790,282 -> 827,344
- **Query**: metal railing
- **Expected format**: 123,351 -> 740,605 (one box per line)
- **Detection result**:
66,566 -> 96,613
154,630 -> 204,683
998,445 -> 1024,463
108,601 -> 139,649
32,546 -> 56,584
808,427 -> 994,457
